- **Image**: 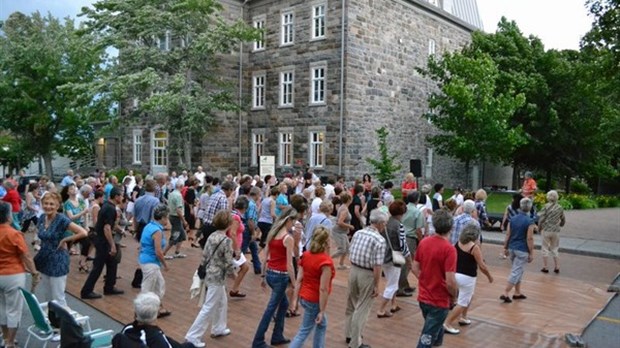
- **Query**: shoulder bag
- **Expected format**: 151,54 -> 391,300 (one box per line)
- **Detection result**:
386,230 -> 406,266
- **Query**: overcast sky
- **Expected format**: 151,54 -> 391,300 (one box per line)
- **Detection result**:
1,0 -> 593,50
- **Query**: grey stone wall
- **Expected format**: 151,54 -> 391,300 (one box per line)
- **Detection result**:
343,0 -> 472,188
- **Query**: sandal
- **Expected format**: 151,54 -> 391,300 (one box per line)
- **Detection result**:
499,295 -> 512,303
540,268 -> 549,273
377,312 -> 393,318
157,310 -> 172,318
512,294 -> 527,300
78,261 -> 90,273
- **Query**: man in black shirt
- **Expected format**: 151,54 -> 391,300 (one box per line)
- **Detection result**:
81,187 -> 125,299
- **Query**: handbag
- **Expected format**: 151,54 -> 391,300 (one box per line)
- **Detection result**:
197,236 -> 226,279
386,230 -> 406,266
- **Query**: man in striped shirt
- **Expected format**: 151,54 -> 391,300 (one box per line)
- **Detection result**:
345,209 -> 388,348
198,181 -> 234,248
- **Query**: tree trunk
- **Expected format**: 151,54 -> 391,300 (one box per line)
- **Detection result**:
464,160 -> 470,190
512,161 -> 520,191
565,175 -> 571,194
545,170 -> 552,192
184,133 -> 192,170
43,153 -> 54,179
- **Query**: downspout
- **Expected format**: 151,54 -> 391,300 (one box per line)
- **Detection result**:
338,0 -> 346,175
239,1 -> 249,171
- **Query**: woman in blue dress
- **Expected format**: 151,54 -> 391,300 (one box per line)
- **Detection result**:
34,192 -> 87,307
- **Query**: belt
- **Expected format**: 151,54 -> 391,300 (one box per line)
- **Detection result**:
267,269 -> 288,275
351,263 -> 373,271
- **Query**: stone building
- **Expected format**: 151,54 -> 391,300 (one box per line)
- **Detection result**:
100,0 -> 499,188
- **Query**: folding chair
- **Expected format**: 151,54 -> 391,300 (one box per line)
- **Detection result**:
19,287 -> 55,348
48,300 -> 114,348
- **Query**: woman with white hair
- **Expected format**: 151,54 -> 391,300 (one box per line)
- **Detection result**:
113,292 -> 195,347
538,190 -> 565,274
443,223 -> 493,334
500,198 -> 536,303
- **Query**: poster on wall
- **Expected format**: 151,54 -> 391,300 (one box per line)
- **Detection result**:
259,155 -> 275,179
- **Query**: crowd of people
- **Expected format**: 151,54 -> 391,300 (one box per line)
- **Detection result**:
0,167 -> 567,348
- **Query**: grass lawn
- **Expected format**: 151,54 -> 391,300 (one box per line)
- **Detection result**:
391,188 -> 513,214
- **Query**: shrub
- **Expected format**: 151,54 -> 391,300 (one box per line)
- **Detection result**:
570,180 -> 592,195
106,168 -> 144,183
557,198 -> 573,210
564,194 -> 597,209
533,193 -> 547,211
595,195 -> 620,208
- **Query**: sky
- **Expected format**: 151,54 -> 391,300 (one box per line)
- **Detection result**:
1,0 -> 593,50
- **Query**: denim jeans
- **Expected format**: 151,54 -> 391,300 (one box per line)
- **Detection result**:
242,230 -> 262,273
417,302 -> 449,348
290,299 -> 327,348
252,271 -> 289,348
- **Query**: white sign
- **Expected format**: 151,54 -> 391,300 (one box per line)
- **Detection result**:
259,156 -> 275,178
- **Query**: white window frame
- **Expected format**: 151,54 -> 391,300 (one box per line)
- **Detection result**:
251,131 -> 265,167
281,10 -> 295,46
309,62 -> 326,105
252,72 -> 266,109
253,15 -> 266,51
279,70 -> 294,107
425,147 -> 433,179
311,4 -> 326,40
428,0 -> 439,7
428,38 -> 436,56
151,129 -> 168,173
132,129 -> 142,164
158,30 -> 170,51
278,131 -> 293,167
308,131 -> 325,168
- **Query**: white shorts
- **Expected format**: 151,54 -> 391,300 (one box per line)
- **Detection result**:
232,253 -> 247,269
455,273 -> 477,307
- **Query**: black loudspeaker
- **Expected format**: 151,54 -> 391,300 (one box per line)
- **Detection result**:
410,159 -> 422,178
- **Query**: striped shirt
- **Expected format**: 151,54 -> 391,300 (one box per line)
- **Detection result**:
538,203 -> 565,233
349,226 -> 386,270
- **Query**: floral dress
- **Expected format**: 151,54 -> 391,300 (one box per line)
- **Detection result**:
34,214 -> 72,277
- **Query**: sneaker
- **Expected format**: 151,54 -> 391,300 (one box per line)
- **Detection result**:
210,328 -> 231,338
164,255 -> 174,260
443,324 -> 460,335
188,341 -> 206,348
174,253 -> 187,258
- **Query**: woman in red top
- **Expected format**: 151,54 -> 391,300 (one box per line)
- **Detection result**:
401,172 -> 417,198
229,196 -> 250,297
253,207 -> 298,347
290,226 -> 335,348
0,202 -> 39,348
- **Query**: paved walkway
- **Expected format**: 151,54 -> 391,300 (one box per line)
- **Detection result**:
484,208 -> 620,259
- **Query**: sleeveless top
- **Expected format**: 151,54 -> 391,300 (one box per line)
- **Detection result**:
259,197 -> 273,223
455,243 -> 477,277
332,205 -> 351,234
267,236 -> 288,272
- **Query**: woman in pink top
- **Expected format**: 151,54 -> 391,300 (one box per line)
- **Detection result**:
253,207 -> 298,348
229,196 -> 250,298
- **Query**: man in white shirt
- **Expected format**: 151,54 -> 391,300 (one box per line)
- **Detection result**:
324,177 -> 336,200
122,170 -> 136,195
194,166 -> 206,190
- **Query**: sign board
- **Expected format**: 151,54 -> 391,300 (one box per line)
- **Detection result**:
259,156 -> 275,179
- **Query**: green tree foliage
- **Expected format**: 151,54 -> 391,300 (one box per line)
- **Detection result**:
0,12 -> 107,177
77,0 -> 260,168
366,127 -> 402,184
418,51 -> 526,180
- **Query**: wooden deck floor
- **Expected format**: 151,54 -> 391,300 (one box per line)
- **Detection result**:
60,235 -> 616,348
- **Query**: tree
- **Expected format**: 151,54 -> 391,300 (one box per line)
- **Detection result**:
418,51 -> 526,185
0,133 -> 37,174
77,0 -> 260,169
0,12 -> 107,177
366,127 -> 402,184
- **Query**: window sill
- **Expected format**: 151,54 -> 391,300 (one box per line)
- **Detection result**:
280,43 -> 294,48
252,48 -> 266,53
310,36 -> 326,42
278,105 -> 294,109
251,106 -> 266,111
309,101 -> 326,107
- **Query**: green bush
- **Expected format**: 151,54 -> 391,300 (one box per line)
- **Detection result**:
594,195 -> 620,208
557,198 -> 573,210
564,194 -> 597,209
106,168 -> 144,183
570,180 -> 592,195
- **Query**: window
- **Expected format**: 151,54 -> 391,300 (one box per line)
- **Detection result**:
309,131 -> 324,168
281,11 -> 294,46
312,4 -> 326,40
428,0 -> 439,6
428,38 -> 436,56
280,70 -> 294,107
425,147 -> 433,178
132,129 -> 142,164
158,30 -> 170,51
310,63 -> 326,104
252,73 -> 266,109
253,16 -> 266,51
152,130 -> 168,167
251,132 -> 264,166
279,132 -> 293,166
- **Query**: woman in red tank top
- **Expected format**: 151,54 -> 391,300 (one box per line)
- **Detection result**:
252,207 -> 298,347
